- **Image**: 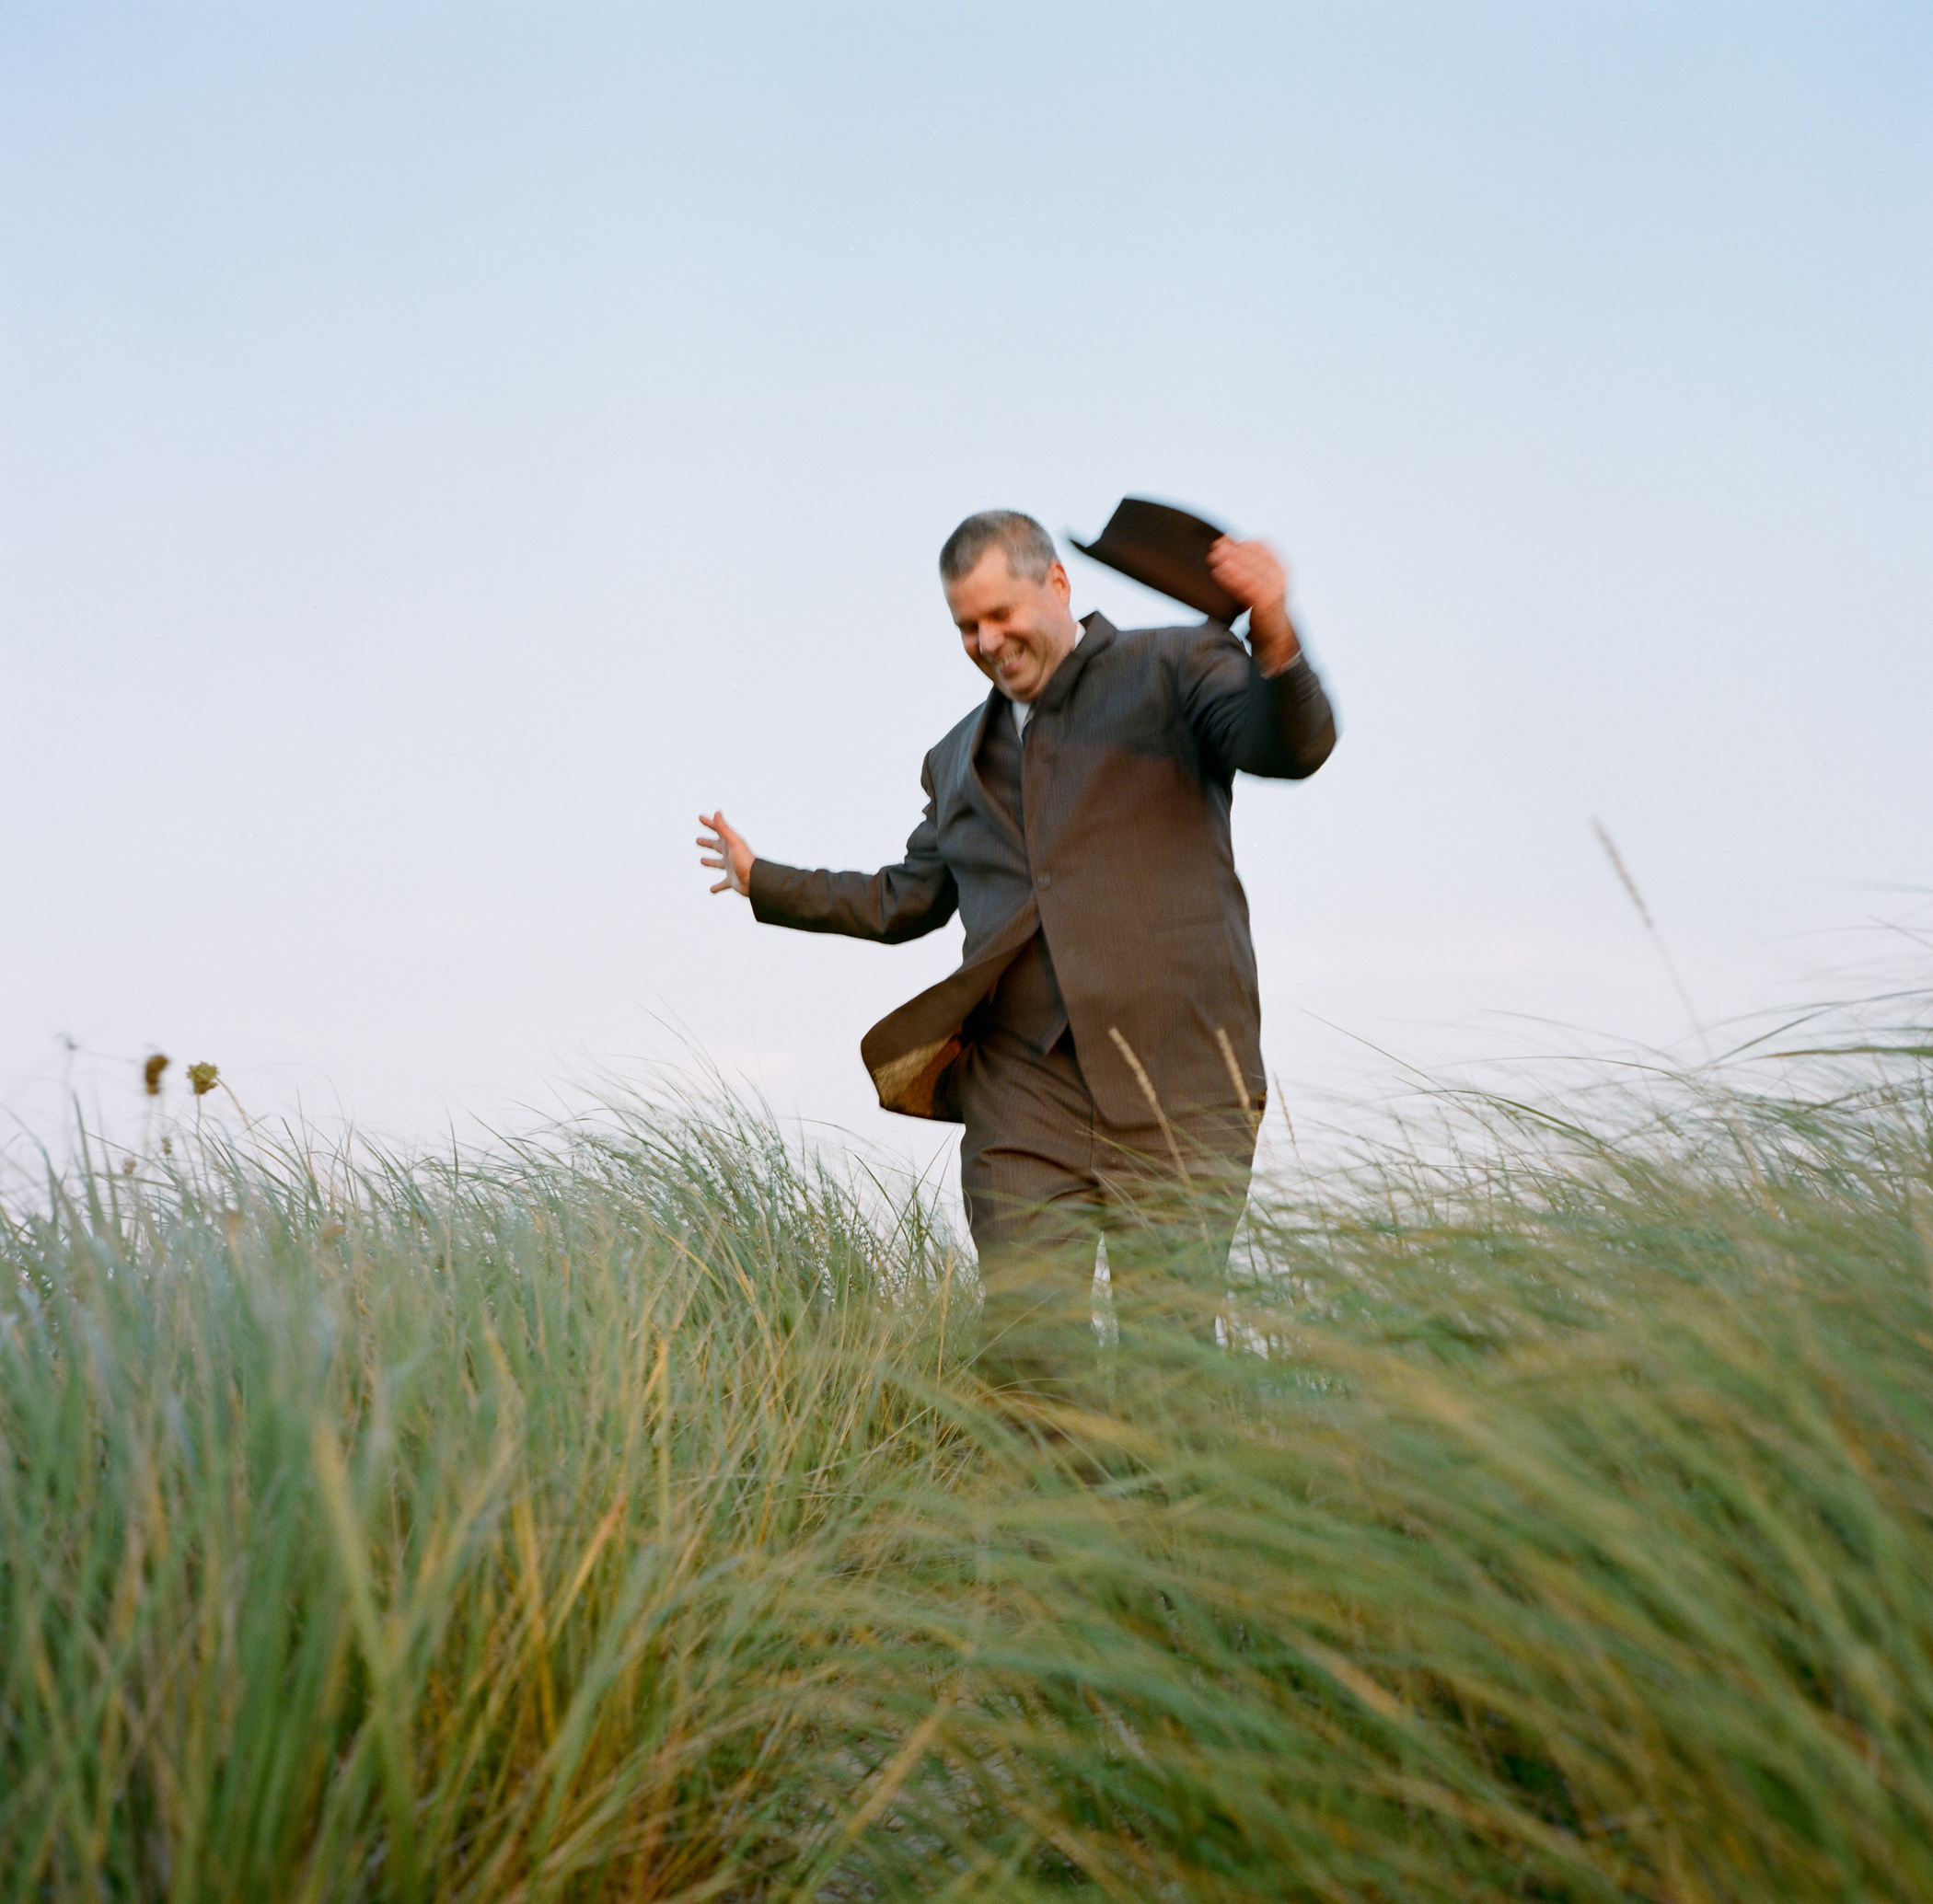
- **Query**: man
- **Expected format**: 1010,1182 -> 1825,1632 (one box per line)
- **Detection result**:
698,510 -> 1336,1390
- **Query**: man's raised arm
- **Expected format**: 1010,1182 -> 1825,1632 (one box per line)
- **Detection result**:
696,758 -> 958,944
1179,535 -> 1338,780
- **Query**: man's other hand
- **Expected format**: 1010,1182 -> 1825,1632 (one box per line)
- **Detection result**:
698,811 -> 755,898
1208,536 -> 1302,676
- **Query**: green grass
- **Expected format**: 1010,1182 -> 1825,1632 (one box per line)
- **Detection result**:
4,1045 -> 1933,1900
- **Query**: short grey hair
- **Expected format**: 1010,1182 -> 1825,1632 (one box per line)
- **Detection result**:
938,510 -> 1058,585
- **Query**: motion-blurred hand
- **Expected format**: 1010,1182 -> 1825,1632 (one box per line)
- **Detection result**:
1208,536 -> 1302,675
698,810 -> 755,898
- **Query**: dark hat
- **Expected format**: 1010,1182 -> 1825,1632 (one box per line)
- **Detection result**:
1069,497 -> 1242,623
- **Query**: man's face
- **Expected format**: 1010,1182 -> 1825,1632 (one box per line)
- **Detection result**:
944,549 -> 1078,703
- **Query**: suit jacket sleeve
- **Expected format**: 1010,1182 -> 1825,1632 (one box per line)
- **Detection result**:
747,754 -> 959,943
1177,622 -> 1338,780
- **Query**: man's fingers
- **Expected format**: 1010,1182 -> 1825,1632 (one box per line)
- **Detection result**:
1205,537 -> 1288,611
698,809 -> 751,897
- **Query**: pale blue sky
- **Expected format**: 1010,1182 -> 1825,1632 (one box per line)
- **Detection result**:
5,3 -> 1928,1183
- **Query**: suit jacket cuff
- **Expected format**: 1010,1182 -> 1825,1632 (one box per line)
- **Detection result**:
748,858 -> 804,927
1250,651 -> 1316,710
1244,652 -> 1337,777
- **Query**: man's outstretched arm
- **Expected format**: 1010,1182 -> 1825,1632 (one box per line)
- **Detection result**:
697,759 -> 958,944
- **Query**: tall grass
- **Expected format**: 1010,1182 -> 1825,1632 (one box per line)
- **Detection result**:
4,1044 -> 1931,1900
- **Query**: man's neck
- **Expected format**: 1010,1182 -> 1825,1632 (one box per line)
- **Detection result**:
1005,609 -> 1084,707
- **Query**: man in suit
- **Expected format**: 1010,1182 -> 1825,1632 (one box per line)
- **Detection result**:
698,510 -> 1337,1390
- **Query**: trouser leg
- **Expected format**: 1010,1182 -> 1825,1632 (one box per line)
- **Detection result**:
959,1032 -> 1260,1398
957,1030 -> 1102,1398
973,1194 -> 1105,1400
1094,1107 -> 1256,1361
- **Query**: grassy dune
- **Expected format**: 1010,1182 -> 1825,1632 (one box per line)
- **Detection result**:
4,1047 -> 1933,1900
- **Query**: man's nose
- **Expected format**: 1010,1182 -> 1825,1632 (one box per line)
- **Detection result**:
978,627 -> 1005,656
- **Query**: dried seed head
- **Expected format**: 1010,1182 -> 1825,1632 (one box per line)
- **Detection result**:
160,1137 -> 173,1157
188,1062 -> 220,1097
318,1217 -> 346,1243
220,1208 -> 242,1246
1591,818 -> 1656,932
121,1156 -> 136,1175
144,1053 -> 169,1095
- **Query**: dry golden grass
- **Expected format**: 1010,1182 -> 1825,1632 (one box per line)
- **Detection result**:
4,1050 -> 1932,1899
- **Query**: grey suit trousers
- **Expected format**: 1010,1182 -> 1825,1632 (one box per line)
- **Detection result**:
957,1022 -> 1256,1396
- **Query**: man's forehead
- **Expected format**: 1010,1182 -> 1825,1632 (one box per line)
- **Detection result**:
947,554 -> 1024,609
957,548 -> 1022,586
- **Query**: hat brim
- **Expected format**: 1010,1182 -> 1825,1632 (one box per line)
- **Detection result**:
1069,497 -> 1244,624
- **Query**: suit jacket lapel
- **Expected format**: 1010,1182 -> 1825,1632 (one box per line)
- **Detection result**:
861,617 -> 1120,1121
1034,612 -> 1117,717
966,685 -> 1026,854
960,614 -> 1117,858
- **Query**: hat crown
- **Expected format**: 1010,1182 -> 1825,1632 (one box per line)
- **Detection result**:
1070,497 -> 1242,624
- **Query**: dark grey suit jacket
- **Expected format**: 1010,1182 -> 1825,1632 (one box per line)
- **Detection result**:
749,612 -> 1337,1126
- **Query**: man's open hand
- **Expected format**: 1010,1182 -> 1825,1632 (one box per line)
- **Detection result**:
698,811 -> 754,898
1208,536 -> 1302,675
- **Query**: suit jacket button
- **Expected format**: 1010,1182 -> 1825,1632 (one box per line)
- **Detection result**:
1036,873 -> 1051,888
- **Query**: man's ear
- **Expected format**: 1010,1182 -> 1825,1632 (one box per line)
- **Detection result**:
1046,560 -> 1071,606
